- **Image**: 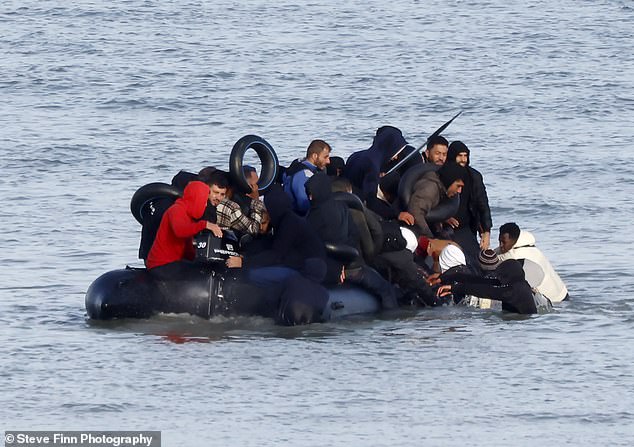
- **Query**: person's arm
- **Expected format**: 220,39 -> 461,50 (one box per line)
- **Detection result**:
473,170 -> 493,247
291,171 -> 311,215
408,180 -> 439,237
247,197 -> 266,225
169,208 -> 208,238
271,218 -> 295,259
398,211 -> 415,226
350,209 -> 374,261
441,271 -> 496,286
225,199 -> 263,235
452,281 -> 510,302
361,170 -> 379,203
364,208 -> 384,257
479,231 -> 491,250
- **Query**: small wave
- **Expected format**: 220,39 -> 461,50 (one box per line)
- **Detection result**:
60,402 -> 131,413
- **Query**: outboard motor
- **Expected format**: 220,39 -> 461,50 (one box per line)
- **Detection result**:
193,230 -> 240,264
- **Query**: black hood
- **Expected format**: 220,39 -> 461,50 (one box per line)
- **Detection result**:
264,184 -> 292,228
495,259 -> 526,285
368,126 -> 408,170
326,156 -> 345,176
447,141 -> 470,166
305,172 -> 332,206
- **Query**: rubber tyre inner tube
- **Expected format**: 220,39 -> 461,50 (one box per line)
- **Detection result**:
229,135 -> 279,194
130,182 -> 182,224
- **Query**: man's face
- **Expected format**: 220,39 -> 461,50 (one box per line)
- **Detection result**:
498,233 -> 515,254
446,179 -> 464,198
208,185 -> 227,206
313,149 -> 331,170
426,144 -> 448,166
455,152 -> 468,167
247,171 -> 259,187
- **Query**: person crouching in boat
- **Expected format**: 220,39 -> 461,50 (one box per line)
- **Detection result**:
407,161 -> 467,238
437,259 -> 552,314
226,184 -> 331,325
146,176 -> 225,278
305,172 -> 399,310
344,126 -> 411,202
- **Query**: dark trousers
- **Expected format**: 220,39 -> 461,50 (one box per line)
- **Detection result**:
452,227 -> 482,274
247,266 -> 300,287
345,265 -> 399,309
376,250 -> 437,306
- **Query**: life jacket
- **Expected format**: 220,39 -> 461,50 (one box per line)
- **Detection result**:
282,159 -> 319,214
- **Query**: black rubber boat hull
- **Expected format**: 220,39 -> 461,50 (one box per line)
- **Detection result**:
85,267 -> 381,322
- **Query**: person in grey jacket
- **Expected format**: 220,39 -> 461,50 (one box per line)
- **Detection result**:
408,162 -> 467,237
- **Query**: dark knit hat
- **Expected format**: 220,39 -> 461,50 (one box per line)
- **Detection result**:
448,141 -> 470,165
437,162 -> 468,189
479,248 -> 499,271
326,156 -> 345,176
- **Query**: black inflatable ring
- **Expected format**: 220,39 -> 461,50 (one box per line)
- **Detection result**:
229,135 -> 279,194
130,182 -> 182,224
398,163 -> 460,224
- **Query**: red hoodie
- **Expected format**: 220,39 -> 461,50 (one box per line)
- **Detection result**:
146,181 -> 210,269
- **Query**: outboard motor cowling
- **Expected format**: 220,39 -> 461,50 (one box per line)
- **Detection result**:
193,230 -> 240,264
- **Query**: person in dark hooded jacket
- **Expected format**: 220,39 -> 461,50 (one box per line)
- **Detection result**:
444,141 -> 493,262
234,185 -> 331,325
437,259 -> 551,314
331,176 -> 439,307
344,126 -> 419,202
306,173 -> 399,309
243,184 -> 326,276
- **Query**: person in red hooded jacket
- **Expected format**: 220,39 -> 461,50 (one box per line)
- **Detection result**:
146,180 -> 224,272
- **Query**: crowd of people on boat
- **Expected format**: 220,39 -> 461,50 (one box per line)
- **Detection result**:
138,126 -> 569,320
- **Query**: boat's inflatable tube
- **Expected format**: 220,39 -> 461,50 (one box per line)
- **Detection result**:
229,135 -> 280,194
130,182 -> 182,225
85,266 -> 380,322
398,164 -> 460,223
325,242 -> 359,264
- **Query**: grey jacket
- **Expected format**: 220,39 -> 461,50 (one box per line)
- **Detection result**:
407,171 -> 447,237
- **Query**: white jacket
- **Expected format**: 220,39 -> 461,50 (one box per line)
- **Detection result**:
498,230 -> 569,303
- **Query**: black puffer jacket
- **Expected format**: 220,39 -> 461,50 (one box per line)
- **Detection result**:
444,259 -> 539,314
306,173 -> 362,283
244,185 -> 326,273
446,142 -> 492,234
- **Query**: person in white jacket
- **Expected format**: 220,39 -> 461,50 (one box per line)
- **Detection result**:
496,222 -> 569,303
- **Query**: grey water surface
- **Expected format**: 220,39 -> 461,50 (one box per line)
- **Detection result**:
1,1 -> 634,446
